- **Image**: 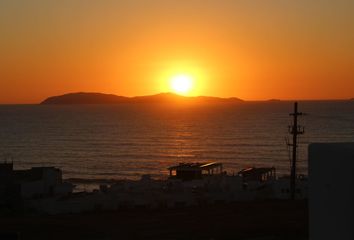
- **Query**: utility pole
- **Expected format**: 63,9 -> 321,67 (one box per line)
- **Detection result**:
289,102 -> 304,200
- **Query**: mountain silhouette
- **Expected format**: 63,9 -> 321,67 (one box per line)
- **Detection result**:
40,92 -> 244,104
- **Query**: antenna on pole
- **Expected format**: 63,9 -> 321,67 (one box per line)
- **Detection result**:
288,102 -> 304,200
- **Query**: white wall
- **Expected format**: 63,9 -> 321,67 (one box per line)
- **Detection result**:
309,143 -> 354,240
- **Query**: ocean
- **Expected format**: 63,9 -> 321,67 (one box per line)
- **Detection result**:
0,101 -> 353,190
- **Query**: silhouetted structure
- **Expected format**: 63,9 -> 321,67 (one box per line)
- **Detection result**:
0,162 -> 73,210
238,167 -> 276,182
168,162 -> 223,180
309,143 -> 354,240
288,102 -> 304,200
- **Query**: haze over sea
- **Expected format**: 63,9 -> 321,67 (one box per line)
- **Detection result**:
0,101 -> 353,190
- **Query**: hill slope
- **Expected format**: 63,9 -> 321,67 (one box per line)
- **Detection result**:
40,92 -> 244,104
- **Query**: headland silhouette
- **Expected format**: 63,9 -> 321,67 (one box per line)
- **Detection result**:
40,92 -> 244,105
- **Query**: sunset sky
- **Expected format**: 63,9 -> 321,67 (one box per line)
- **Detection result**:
1,1 -> 353,103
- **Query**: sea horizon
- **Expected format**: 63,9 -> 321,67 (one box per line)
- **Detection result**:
1,91 -> 353,105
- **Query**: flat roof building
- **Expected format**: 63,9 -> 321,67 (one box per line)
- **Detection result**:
168,162 -> 223,180
238,167 -> 276,182
309,143 -> 354,240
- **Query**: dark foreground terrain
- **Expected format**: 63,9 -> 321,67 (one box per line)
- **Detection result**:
0,200 -> 307,240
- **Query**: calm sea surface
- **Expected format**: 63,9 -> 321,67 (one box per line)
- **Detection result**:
0,101 -> 353,189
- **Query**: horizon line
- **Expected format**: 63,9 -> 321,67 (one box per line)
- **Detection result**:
0,99 -> 351,105
1,91 -> 353,105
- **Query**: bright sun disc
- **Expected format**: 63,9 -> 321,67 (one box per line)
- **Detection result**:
170,75 -> 193,95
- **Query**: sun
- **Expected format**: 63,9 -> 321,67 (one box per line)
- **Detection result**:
170,75 -> 194,95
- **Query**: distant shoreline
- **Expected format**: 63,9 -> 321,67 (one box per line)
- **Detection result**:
0,97 -> 352,105
40,92 -> 244,105
38,92 -> 353,105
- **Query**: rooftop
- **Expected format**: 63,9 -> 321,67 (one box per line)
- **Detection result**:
167,162 -> 223,171
238,167 -> 276,175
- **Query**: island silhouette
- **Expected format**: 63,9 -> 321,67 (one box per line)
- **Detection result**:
41,92 -> 244,104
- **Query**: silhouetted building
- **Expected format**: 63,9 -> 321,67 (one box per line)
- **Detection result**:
0,163 -> 73,207
238,167 -> 276,182
309,143 -> 354,240
168,162 -> 223,181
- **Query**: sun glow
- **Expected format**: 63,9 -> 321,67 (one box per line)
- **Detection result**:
170,75 -> 194,95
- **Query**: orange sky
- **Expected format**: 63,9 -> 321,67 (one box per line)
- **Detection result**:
0,1 -> 353,103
